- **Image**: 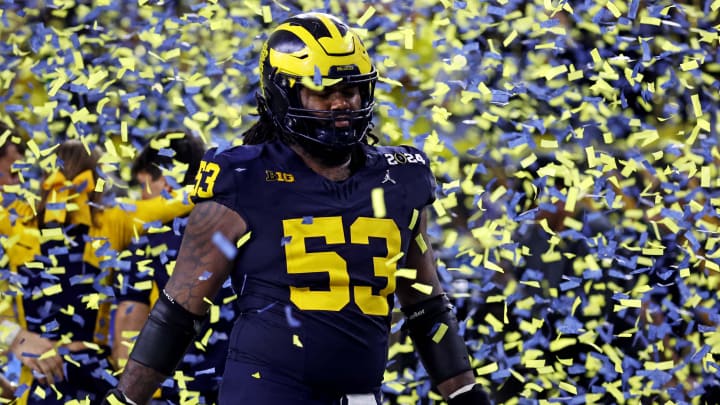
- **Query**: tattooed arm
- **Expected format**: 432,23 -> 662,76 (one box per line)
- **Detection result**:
115,201 -> 246,404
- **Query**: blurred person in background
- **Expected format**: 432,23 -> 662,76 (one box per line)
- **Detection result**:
112,130 -> 235,404
0,140 -> 193,404
0,123 -> 27,399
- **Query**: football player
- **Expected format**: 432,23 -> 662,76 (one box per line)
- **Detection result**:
105,12 -> 489,405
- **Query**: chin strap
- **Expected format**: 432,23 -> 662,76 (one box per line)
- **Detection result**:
293,135 -> 354,167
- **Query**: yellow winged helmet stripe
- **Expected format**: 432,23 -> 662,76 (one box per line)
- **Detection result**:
267,19 -> 372,78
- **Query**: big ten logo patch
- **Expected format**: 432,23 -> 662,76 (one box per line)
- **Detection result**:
265,170 -> 295,183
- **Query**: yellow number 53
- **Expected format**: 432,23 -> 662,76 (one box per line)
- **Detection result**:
282,216 -> 401,316
192,160 -> 221,198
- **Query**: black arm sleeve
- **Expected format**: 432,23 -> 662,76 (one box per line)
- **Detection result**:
128,290 -> 206,376
401,293 -> 472,386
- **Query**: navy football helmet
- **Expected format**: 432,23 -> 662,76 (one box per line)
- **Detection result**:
258,13 -> 377,152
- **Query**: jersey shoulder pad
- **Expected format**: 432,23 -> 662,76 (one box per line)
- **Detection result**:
207,144 -> 264,165
373,144 -> 436,206
190,145 -> 263,205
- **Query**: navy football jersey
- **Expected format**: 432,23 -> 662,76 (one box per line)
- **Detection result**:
191,140 -> 436,393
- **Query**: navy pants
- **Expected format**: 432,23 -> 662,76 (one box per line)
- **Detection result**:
219,360 -> 381,405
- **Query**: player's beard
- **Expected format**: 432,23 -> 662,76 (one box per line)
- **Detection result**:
294,135 -> 354,167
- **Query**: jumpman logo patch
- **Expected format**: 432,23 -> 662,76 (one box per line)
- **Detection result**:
381,169 -> 396,184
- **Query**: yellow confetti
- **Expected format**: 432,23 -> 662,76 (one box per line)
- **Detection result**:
503,30 -> 518,48
605,2 -> 621,18
377,76 -> 403,88
395,268 -> 417,279
680,60 -> 699,71
705,260 -> 720,272
550,337 -> 577,352
371,187 -> 386,218
564,187 -> 578,212
476,362 -> 499,375
26,139 -> 41,157
524,359 -> 545,368
643,360 -> 674,371
385,252 -> 404,266
489,185 -> 507,203
483,258 -> 504,273
163,48 -> 181,60
485,313 -> 504,331
520,280 -> 541,288
356,6 -> 376,26
571,296 -> 582,316
540,139 -> 559,148
118,56 -> 135,71
520,153 -> 537,168
544,65 -> 568,81
410,282 -> 433,295
559,381 -> 578,395
261,6 -> 272,23
640,16 -> 662,25
42,284 -> 62,297
568,64 -> 584,81
618,299 -> 642,308
121,121 -> 128,142
563,216 -> 583,231
414,234 -> 427,254
431,323 -> 448,343
691,93 -> 702,118
252,371 -> 261,379
87,70 -> 109,89
236,231 -> 252,248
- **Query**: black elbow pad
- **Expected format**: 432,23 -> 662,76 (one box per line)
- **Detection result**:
129,290 -> 206,376
401,294 -> 472,386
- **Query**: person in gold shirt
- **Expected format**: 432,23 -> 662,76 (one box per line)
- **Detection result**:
0,139 -> 194,404
0,126 -> 26,399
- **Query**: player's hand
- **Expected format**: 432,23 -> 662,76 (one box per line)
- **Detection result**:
447,385 -> 491,405
9,329 -> 65,385
0,374 -> 16,399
